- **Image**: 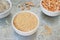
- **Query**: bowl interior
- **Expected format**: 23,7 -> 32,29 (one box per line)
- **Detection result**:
0,0 -> 12,15
40,0 -> 60,13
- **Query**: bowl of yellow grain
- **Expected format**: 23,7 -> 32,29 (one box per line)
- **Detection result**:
40,0 -> 60,16
12,11 -> 39,36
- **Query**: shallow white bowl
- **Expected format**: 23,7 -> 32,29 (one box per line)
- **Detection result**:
0,0 -> 12,18
12,11 -> 39,36
40,0 -> 60,17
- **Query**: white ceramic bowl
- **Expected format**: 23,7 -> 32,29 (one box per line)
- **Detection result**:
12,11 -> 39,36
0,0 -> 12,18
40,0 -> 60,17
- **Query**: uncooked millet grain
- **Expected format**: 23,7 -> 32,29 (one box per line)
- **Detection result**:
13,12 -> 38,32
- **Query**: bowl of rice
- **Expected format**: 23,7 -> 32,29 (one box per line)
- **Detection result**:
0,0 -> 12,18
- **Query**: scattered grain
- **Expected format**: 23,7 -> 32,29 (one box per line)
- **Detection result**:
25,2 -> 35,7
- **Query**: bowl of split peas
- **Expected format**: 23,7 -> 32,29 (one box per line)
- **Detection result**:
40,0 -> 60,16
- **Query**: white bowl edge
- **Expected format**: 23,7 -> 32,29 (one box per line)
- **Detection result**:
12,11 -> 39,36
40,0 -> 60,16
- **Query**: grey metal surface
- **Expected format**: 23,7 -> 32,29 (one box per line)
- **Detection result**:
0,0 -> 60,40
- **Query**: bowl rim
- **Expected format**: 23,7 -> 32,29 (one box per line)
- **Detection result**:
0,0 -> 12,15
40,0 -> 60,13
12,11 -> 39,34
